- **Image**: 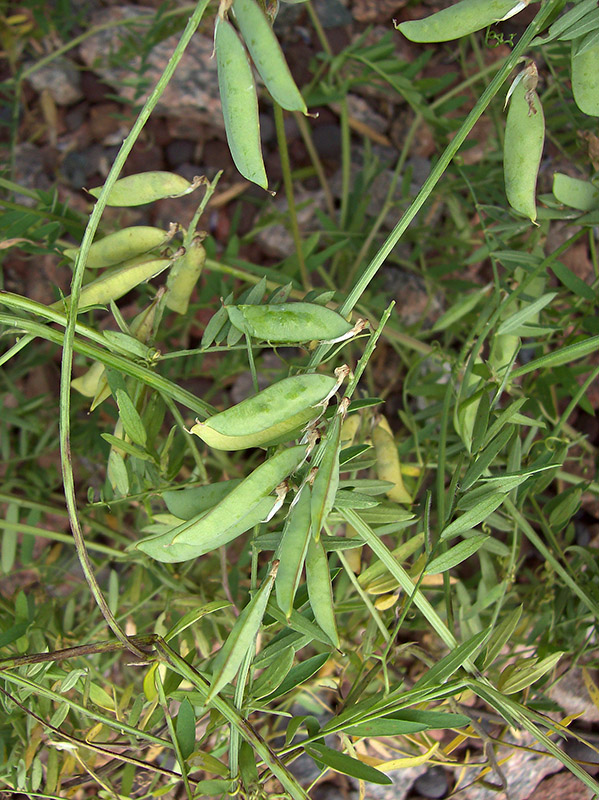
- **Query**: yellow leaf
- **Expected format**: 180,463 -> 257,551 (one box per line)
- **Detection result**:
359,742 -> 439,769
583,668 -> 599,714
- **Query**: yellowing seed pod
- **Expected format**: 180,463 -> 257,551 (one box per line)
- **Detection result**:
88,172 -> 198,207
215,16 -> 268,189
372,415 -> 412,505
52,255 -> 174,311
165,238 -> 206,314
190,373 -> 337,451
63,226 -> 175,269
232,0 -> 307,114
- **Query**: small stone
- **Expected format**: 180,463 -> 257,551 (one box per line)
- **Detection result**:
414,766 -> 448,799
27,58 -> 83,106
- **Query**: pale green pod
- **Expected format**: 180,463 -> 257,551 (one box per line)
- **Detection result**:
553,173 -> 599,210
310,403 -> 345,542
215,17 -> 268,189
306,538 -> 339,648
63,226 -> 173,269
372,415 -> 412,505
163,479 -> 242,520
232,0 -> 307,113
51,256 -> 173,311
488,333 -> 520,383
71,360 -> 106,398
226,302 -> 353,343
136,495 -> 278,563
275,484 -> 312,618
504,77 -> 545,223
190,373 -> 337,451
396,0 -> 527,43
572,38 -> 599,117
136,445 -> 306,562
165,239 -> 206,314
88,172 -> 196,207
207,561 -> 278,701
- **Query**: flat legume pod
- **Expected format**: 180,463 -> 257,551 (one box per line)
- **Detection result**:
226,302 -> 353,343
136,495 -> 278,563
190,373 -> 337,451
215,17 -> 268,189
275,484 -> 312,618
172,444 -> 306,548
88,172 -> 196,207
165,239 -> 206,314
51,256 -> 173,311
553,172 -> 599,211
503,75 -> 544,223
372,415 -> 412,505
306,538 -> 340,648
396,0 -> 527,43
572,38 -> 599,116
311,401 -> 346,541
232,0 -> 307,113
63,226 -> 173,269
163,478 -> 242,520
207,561 -> 278,701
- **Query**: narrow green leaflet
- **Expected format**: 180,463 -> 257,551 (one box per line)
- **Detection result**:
311,406 -> 344,541
175,698 -> 196,760
251,645 -> 295,699
440,494 -> 506,540
412,629 -> 490,691
115,388 -> 147,446
511,335 -> 599,378
425,535 -> 489,575
304,742 -> 392,785
496,293 -> 557,335
498,652 -> 563,694
275,484 -> 312,618
207,563 -> 278,701
483,605 -> 523,668
261,652 -> 330,701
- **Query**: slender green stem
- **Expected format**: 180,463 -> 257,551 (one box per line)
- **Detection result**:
155,671 -> 193,800
57,0 -> 211,659
274,103 -> 310,289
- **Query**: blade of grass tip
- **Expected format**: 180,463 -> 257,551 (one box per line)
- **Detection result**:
154,671 -> 193,800
157,639 -> 311,800
307,0 -> 563,371
57,0 -> 211,660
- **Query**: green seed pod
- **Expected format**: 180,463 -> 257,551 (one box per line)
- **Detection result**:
88,172 -> 197,207
553,173 -> 599,211
396,0 -> 527,43
163,479 -> 242,520
215,17 -> 268,189
71,360 -> 106,398
207,561 -> 279,701
275,483 -> 312,618
136,445 -> 307,563
63,226 -> 175,269
52,255 -> 173,311
504,67 -> 545,223
232,0 -> 307,114
226,302 -> 353,343
306,538 -> 340,648
165,239 -> 206,314
310,399 -> 347,541
189,373 -> 337,451
571,38 -> 599,117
